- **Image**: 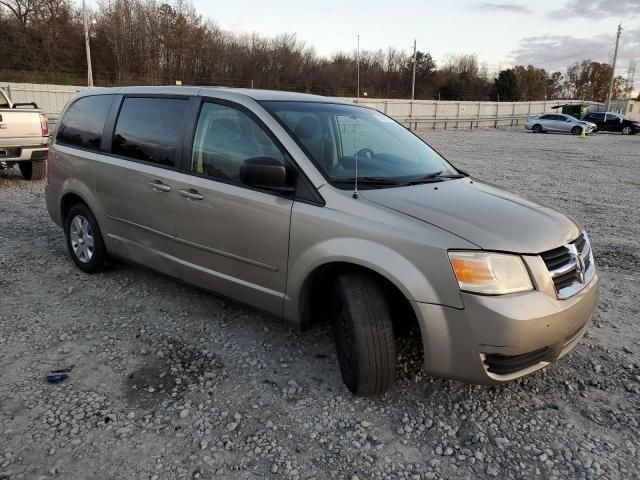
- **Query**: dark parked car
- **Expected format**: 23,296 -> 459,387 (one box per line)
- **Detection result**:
582,112 -> 640,135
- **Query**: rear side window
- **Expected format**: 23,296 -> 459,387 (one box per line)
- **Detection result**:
112,97 -> 187,167
57,95 -> 113,150
0,91 -> 9,108
539,115 -> 554,120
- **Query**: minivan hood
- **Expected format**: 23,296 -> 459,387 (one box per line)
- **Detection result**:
361,178 -> 580,254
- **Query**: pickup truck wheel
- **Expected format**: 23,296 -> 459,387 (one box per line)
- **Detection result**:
18,160 -> 46,180
64,203 -> 109,273
332,272 -> 396,396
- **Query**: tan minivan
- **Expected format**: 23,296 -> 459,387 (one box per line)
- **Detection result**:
45,87 -> 599,395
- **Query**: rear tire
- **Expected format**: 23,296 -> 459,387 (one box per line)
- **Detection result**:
64,203 -> 109,273
532,124 -> 542,133
18,160 -> 46,180
332,272 -> 397,396
571,126 -> 582,136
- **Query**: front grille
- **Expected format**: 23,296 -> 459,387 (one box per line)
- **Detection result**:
484,347 -> 552,375
540,232 -> 595,300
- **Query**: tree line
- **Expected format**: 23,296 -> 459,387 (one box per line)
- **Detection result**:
0,0 -> 630,101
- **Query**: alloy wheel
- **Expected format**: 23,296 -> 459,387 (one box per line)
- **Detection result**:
69,214 -> 95,263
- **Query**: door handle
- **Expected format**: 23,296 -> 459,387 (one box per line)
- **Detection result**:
179,189 -> 204,201
149,180 -> 171,192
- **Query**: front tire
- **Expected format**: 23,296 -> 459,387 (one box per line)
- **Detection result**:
332,272 -> 397,396
64,203 -> 109,273
18,160 -> 46,180
532,124 -> 542,133
571,126 -> 582,136
622,126 -> 632,135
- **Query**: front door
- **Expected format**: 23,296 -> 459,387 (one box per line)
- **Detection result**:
172,100 -> 294,315
605,114 -> 622,132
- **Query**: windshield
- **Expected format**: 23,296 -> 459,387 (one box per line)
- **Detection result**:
261,101 -> 459,187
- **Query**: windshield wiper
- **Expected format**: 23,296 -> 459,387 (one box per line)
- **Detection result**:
407,171 -> 466,185
331,176 -> 403,186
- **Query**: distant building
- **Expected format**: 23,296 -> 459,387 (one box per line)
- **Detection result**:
608,99 -> 640,121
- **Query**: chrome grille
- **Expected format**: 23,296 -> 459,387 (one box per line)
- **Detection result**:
540,232 -> 595,300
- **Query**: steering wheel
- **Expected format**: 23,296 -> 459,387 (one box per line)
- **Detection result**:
356,148 -> 375,159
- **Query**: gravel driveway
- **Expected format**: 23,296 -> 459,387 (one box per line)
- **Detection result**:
1,129 -> 638,480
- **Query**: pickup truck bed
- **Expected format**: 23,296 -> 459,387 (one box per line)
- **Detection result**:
0,88 -> 49,180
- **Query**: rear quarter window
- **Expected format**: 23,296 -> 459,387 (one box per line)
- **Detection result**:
56,95 -> 114,150
0,90 -> 9,108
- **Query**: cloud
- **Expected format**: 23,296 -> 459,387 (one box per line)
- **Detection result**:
550,0 -> 640,19
471,3 -> 531,14
509,29 -> 640,75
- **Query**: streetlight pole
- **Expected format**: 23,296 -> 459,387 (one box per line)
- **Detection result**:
604,23 -> 622,112
411,39 -> 417,100
83,0 -> 94,87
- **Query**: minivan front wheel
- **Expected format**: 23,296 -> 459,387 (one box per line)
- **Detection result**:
332,272 -> 397,396
64,203 -> 109,273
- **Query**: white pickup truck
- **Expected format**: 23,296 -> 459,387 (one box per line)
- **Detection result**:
0,87 -> 49,180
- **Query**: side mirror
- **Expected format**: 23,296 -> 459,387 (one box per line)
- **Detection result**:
240,157 -> 294,193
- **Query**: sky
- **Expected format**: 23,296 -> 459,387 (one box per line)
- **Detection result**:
192,0 -> 640,80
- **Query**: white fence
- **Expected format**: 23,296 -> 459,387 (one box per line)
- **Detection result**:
0,82 -> 603,129
0,82 -> 84,120
338,98 -> 603,130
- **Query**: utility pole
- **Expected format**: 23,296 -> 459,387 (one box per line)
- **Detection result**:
356,34 -> 360,103
604,23 -> 622,112
411,39 -> 417,100
83,0 -> 94,87
626,60 -> 636,99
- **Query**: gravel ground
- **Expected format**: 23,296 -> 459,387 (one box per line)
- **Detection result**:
1,129 -> 639,480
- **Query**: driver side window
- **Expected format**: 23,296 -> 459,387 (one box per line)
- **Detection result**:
191,102 -> 285,185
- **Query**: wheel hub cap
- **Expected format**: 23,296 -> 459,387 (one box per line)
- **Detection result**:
70,215 -> 95,263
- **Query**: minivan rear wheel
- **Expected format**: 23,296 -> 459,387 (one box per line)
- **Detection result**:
18,160 -> 46,180
332,272 -> 396,396
64,203 -> 109,273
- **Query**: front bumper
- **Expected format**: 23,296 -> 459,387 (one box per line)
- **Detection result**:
412,273 -> 599,384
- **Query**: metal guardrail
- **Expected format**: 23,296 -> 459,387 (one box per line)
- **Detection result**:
397,115 -> 530,130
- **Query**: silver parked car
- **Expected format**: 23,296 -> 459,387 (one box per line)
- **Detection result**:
525,113 -> 596,135
45,87 -> 599,395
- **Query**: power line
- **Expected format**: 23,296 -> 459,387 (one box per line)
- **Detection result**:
540,44 -> 616,66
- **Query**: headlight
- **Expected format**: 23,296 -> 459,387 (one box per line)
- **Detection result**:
448,251 -> 533,295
